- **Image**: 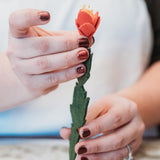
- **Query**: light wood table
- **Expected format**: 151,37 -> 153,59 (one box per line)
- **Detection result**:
134,139 -> 160,160
0,139 -> 160,160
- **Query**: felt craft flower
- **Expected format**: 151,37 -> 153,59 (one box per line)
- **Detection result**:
69,6 -> 101,160
75,6 -> 100,39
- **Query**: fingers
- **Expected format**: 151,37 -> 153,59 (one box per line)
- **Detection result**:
16,48 -> 89,74
75,118 -> 144,155
18,64 -> 86,93
10,35 -> 89,58
79,101 -> 137,138
9,9 -> 50,38
31,26 -> 53,37
77,139 -> 142,160
60,127 -> 71,140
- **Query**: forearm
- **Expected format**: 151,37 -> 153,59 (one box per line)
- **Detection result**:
117,61 -> 160,127
0,52 -> 34,111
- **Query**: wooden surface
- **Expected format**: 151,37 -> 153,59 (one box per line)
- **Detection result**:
134,139 -> 160,160
0,139 -> 160,160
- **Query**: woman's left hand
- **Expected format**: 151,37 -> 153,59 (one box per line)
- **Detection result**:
61,95 -> 145,160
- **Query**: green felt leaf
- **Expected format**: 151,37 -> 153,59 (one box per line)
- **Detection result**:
69,125 -> 80,160
78,49 -> 93,85
69,49 -> 93,160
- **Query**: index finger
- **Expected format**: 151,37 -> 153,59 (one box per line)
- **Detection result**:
9,9 -> 50,38
80,104 -> 135,139
12,34 -> 89,58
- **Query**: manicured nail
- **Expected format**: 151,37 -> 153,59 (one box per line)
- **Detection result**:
78,146 -> 87,154
39,11 -> 50,21
78,50 -> 89,60
79,38 -> 89,48
77,66 -> 85,74
81,157 -> 88,160
92,37 -> 95,44
82,129 -> 91,138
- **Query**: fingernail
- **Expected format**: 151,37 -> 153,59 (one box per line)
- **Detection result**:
78,146 -> 87,154
81,157 -> 88,160
79,37 -> 89,48
78,50 -> 89,60
92,37 -> 95,44
39,11 -> 50,21
77,66 -> 85,74
82,129 -> 91,138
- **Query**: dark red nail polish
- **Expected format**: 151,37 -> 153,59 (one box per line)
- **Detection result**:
78,50 -> 89,60
77,66 -> 85,74
92,37 -> 95,44
79,38 -> 89,48
82,129 -> 91,138
39,11 -> 50,21
78,146 -> 87,154
81,157 -> 88,160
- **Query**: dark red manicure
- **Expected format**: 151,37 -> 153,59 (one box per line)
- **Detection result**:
92,37 -> 95,44
81,157 -> 88,160
78,146 -> 87,154
77,66 -> 85,74
79,37 -> 89,48
82,129 -> 91,138
78,50 -> 89,60
39,11 -> 50,21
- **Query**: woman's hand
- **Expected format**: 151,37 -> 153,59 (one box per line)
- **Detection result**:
61,95 -> 145,160
7,9 -> 90,97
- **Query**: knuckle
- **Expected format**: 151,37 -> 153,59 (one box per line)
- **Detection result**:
22,75 -> 34,89
93,143 -> 102,153
6,49 -> 14,59
64,53 -> 71,68
37,39 -> 50,53
130,101 -> 138,114
36,56 -> 50,70
94,123 -> 102,135
47,74 -> 59,85
11,62 -> 19,73
113,113 -> 122,128
23,75 -> 43,95
64,70 -> 74,81
139,123 -> 145,133
65,39 -> 74,50
114,136 -> 125,149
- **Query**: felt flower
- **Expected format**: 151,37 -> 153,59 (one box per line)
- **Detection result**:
75,6 -> 100,39
69,6 -> 101,160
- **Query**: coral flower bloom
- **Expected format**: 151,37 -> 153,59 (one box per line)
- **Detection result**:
75,6 -> 100,39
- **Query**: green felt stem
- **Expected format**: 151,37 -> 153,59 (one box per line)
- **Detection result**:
69,49 -> 93,160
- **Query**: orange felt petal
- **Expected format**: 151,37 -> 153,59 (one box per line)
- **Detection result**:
77,27 -> 84,36
78,23 -> 96,39
93,12 -> 99,26
77,10 -> 94,26
75,19 -> 80,28
95,17 -> 101,31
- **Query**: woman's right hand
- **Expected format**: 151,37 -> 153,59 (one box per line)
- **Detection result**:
7,9 -> 90,97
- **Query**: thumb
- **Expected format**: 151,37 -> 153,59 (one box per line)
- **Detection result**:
9,9 -> 50,38
86,97 -> 111,124
60,127 -> 71,140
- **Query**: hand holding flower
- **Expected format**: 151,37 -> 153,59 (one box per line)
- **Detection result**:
7,9 -> 90,98
61,95 -> 145,160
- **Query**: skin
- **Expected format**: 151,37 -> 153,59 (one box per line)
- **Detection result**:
61,61 -> 160,159
0,9 -> 92,111
1,8 -> 160,160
